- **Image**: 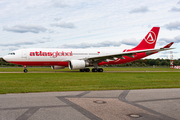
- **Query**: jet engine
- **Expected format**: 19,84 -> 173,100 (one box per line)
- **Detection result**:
69,60 -> 89,70
51,65 -> 65,70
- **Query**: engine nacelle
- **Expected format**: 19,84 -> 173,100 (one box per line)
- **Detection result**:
51,65 -> 65,70
69,60 -> 87,70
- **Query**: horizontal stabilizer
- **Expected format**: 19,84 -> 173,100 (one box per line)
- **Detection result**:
163,42 -> 174,48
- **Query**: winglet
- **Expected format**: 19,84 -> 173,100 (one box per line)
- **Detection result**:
163,42 -> 174,48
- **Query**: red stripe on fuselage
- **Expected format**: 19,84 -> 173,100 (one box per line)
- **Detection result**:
8,61 -> 69,66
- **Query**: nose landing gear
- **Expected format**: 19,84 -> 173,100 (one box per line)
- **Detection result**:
23,65 -> 28,73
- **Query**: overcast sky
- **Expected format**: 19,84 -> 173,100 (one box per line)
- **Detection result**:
0,0 -> 180,59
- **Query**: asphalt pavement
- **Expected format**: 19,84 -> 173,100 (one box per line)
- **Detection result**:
0,89 -> 180,120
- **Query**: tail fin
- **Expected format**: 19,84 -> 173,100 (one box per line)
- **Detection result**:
131,27 -> 160,50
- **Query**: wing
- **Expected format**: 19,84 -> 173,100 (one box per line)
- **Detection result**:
85,47 -> 174,62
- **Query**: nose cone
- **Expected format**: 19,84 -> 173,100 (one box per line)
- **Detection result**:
2,58 -> 7,63
2,55 -> 8,62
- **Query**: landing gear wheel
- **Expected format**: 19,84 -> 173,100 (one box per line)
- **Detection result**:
92,68 -> 98,72
80,69 -> 85,72
23,65 -> 28,73
92,68 -> 103,72
24,69 -> 28,73
97,68 -> 103,72
85,68 -> 90,72
80,68 -> 90,72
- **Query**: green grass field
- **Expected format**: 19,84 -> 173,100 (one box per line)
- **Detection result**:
0,67 -> 180,72
0,67 -> 180,94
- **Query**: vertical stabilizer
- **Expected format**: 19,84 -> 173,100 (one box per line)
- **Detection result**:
131,27 -> 160,50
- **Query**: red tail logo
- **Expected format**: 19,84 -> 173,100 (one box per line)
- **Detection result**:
145,31 -> 156,44
127,27 -> 160,51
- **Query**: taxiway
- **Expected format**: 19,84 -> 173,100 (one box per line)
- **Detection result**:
0,89 -> 180,120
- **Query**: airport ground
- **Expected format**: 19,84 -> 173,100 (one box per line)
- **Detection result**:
0,69 -> 180,94
0,89 -> 180,120
0,67 -> 180,119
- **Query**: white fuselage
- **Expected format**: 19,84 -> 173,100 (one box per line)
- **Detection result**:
3,48 -> 124,66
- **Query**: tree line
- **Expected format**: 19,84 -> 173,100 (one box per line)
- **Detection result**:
0,58 -> 22,67
103,58 -> 180,67
0,57 -> 180,67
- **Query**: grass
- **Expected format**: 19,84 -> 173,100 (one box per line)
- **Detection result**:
0,67 -> 62,72
0,67 -> 180,72
0,68 -> 180,94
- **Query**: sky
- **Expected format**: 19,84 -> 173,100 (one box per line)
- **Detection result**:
0,0 -> 180,59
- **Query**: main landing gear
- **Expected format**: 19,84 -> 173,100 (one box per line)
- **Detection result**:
92,62 -> 103,72
92,68 -> 103,72
23,65 -> 28,73
79,68 -> 103,72
79,62 -> 104,72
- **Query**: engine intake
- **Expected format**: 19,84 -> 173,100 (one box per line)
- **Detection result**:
69,60 -> 88,70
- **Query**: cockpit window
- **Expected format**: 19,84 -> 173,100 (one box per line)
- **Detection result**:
8,52 -> 15,55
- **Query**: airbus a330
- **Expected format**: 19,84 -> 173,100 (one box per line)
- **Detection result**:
3,27 -> 174,72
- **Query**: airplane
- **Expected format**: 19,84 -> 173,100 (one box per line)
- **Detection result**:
3,27 -> 174,73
